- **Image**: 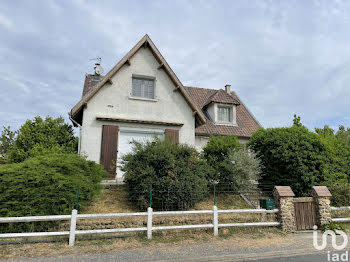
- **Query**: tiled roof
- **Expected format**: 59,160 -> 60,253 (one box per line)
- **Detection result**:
82,74 -> 104,97
205,89 -> 240,106
184,86 -> 261,138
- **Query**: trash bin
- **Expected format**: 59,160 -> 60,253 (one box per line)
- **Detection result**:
259,199 -> 274,210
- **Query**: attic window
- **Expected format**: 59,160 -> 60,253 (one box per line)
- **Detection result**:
218,106 -> 231,123
132,77 -> 154,99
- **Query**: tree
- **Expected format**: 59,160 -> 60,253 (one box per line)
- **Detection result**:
248,123 -> 326,196
9,116 -> 78,163
315,125 -> 350,184
0,126 -> 17,164
336,125 -> 350,146
202,135 -> 240,181
218,147 -> 262,192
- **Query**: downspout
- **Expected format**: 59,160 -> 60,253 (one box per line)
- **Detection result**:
68,112 -> 82,155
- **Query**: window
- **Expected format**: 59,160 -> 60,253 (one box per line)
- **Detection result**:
218,106 -> 231,122
132,77 -> 155,99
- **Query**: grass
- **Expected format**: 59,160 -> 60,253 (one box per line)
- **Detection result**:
0,228 -> 287,259
331,210 -> 350,232
0,186 -> 283,259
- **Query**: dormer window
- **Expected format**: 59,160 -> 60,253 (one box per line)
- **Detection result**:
132,77 -> 155,99
218,106 -> 232,123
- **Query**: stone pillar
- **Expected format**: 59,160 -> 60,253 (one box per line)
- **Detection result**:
273,186 -> 296,232
311,186 -> 332,227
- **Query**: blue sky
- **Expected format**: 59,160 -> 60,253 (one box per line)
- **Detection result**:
0,0 -> 349,132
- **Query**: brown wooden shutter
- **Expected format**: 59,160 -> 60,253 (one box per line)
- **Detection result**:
100,125 -> 119,176
164,129 -> 179,144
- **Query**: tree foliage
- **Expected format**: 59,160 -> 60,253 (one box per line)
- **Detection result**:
315,125 -> 350,185
0,151 -> 105,233
0,126 -> 17,164
217,147 -> 262,192
328,184 -> 350,207
8,116 -> 78,163
249,116 -> 350,196
203,135 -> 240,181
248,124 -> 326,196
122,138 -> 209,210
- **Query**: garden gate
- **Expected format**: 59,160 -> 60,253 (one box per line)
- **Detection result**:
293,197 -> 316,230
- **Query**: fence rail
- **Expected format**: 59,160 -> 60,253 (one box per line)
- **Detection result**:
331,206 -> 350,223
331,206 -> 350,211
0,206 -> 279,246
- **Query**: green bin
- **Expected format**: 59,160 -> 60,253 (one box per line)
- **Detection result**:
259,199 -> 274,210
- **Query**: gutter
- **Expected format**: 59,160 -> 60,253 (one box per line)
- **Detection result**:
68,112 -> 82,155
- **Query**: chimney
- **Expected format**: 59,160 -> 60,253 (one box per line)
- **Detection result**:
225,84 -> 231,94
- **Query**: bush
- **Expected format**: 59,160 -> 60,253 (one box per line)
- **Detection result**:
122,138 -> 209,210
328,184 -> 350,207
203,135 -> 239,181
248,125 -> 326,196
9,116 -> 78,163
0,152 -> 105,233
217,147 -> 262,193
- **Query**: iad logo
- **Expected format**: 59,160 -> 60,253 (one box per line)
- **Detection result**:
313,225 -> 349,262
313,225 -> 348,250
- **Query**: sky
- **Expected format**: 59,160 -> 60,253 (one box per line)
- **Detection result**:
0,0 -> 349,132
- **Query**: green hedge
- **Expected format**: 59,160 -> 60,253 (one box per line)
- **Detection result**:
328,184 -> 350,207
122,138 -> 209,210
0,152 -> 105,233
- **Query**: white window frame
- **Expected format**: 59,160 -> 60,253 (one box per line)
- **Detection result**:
215,104 -> 237,126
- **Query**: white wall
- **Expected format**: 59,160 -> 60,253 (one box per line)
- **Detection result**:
80,47 -> 196,163
194,135 -> 250,151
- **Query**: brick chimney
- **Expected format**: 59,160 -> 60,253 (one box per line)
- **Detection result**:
225,84 -> 231,94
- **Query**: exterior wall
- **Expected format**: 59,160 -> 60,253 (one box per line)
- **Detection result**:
194,136 -> 209,151
80,47 -> 195,163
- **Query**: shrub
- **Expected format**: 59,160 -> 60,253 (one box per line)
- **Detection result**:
217,147 -> 262,193
122,138 -> 209,210
9,116 -> 78,163
328,184 -> 350,207
248,125 -> 326,196
203,135 -> 239,181
0,152 -> 105,233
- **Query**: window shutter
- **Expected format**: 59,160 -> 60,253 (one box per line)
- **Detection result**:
100,125 -> 119,176
164,129 -> 179,144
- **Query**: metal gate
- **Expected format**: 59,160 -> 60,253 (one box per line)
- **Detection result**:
294,197 -> 316,230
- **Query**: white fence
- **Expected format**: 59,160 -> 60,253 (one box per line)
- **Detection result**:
0,206 -> 279,246
331,206 -> 350,223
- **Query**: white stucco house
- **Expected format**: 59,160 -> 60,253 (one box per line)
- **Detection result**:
70,34 -> 261,181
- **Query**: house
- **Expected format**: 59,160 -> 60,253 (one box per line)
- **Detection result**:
70,34 -> 261,181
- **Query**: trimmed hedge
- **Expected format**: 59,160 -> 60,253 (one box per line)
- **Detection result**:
122,138 -> 209,210
0,152 -> 105,233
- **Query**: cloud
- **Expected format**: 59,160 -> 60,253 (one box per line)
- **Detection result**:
0,0 -> 349,132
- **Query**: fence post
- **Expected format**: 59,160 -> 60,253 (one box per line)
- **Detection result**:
213,205 -> 218,236
147,207 -> 153,239
69,209 -> 78,246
